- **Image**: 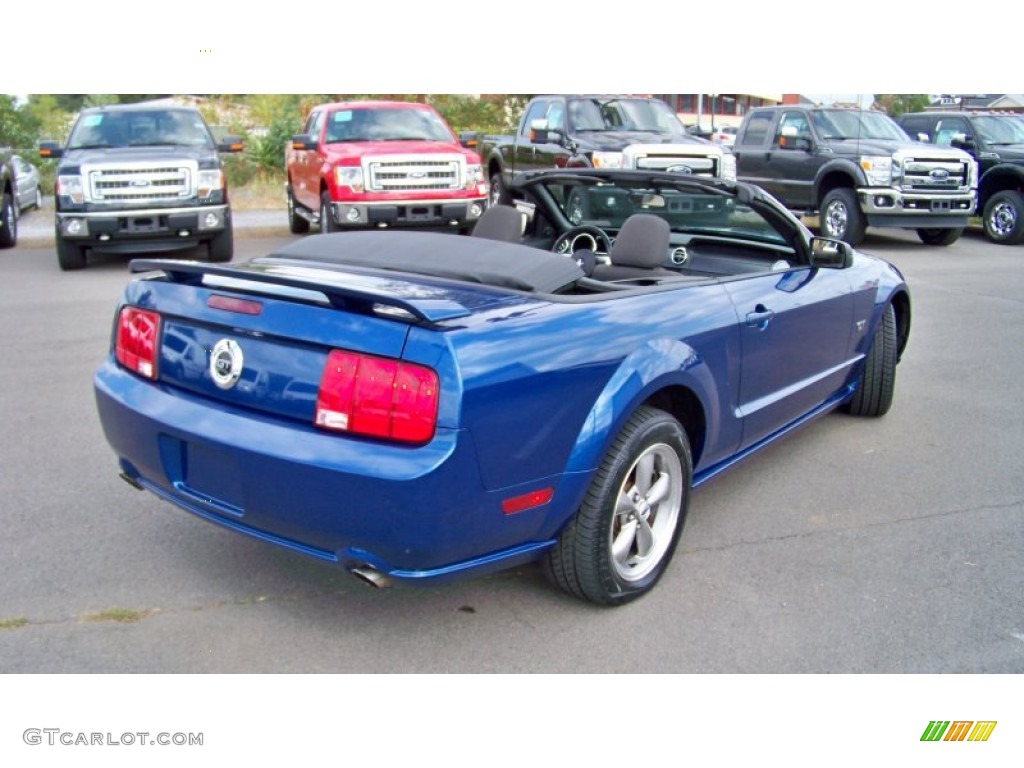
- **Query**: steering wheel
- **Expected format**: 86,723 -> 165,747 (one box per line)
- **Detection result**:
552,225 -> 613,256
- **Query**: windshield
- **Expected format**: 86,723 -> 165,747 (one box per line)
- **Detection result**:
543,177 -> 789,245
972,115 -> 1024,145
810,110 -> 910,141
67,110 -> 215,149
568,98 -> 687,137
324,108 -> 455,143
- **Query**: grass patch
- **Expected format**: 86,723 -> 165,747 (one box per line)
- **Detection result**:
0,617 -> 29,630
81,608 -> 152,624
231,177 -> 285,211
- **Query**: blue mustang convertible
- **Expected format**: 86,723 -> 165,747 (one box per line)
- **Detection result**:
94,170 -> 910,605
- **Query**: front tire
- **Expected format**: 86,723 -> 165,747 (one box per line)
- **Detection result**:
320,192 -> 339,233
916,227 -> 962,246
845,303 -> 897,417
287,184 -> 310,234
820,188 -> 866,246
0,192 -> 17,248
544,406 -> 692,605
55,234 -> 86,270
981,190 -> 1024,245
207,227 -> 233,262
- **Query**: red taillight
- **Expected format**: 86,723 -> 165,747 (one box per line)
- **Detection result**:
115,307 -> 161,380
315,350 -> 439,444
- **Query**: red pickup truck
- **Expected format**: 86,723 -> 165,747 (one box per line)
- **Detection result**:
286,100 -> 489,234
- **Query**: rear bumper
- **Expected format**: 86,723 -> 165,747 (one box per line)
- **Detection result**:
326,197 -> 487,229
94,361 -> 563,582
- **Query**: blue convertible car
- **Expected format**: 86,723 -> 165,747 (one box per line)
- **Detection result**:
94,170 -> 910,605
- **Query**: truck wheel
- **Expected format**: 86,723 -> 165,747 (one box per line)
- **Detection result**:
916,228 -> 962,246
982,190 -> 1024,245
543,406 -> 692,605
287,185 -> 310,234
844,303 -> 896,417
207,228 -> 233,262
320,192 -> 339,233
489,174 -> 510,207
820,188 -> 866,246
55,234 -> 86,270
0,192 -> 17,248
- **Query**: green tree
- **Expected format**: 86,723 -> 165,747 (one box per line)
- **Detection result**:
877,94 -> 931,117
0,95 -> 37,150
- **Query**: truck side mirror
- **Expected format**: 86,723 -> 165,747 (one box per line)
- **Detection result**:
459,131 -> 479,149
38,140 -> 64,159
951,134 -> 975,150
217,135 -> 244,153
291,134 -> 317,151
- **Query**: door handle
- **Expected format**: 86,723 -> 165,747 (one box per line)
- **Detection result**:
746,304 -> 774,330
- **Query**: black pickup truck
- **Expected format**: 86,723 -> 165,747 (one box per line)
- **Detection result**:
898,111 -> 1024,244
733,105 -> 978,246
39,103 -> 243,270
475,95 -> 734,207
0,149 -> 16,249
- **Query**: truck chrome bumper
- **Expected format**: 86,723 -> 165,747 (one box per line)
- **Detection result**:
327,197 -> 488,228
858,187 -> 976,217
56,204 -> 230,240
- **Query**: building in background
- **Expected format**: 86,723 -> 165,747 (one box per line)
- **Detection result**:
925,94 -> 1024,113
655,94 -> 783,130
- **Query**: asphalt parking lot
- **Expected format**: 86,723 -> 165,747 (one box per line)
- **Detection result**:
0,210 -> 1021,675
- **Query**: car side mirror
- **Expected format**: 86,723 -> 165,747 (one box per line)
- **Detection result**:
217,135 -> 244,153
291,134 -> 318,151
38,140 -> 64,160
809,236 -> 853,269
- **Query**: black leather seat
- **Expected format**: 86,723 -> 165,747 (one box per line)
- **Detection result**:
471,205 -> 524,243
591,214 -> 673,281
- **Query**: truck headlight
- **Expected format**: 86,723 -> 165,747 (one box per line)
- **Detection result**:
57,174 -> 85,204
465,163 -> 484,191
335,166 -> 364,193
859,156 -> 893,187
197,169 -> 224,199
721,153 -> 737,183
592,151 -> 623,168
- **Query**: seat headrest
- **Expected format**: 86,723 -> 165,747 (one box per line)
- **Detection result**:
471,205 -> 524,243
609,214 -> 671,269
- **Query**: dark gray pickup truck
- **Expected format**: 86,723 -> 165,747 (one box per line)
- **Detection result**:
733,105 -> 978,246
39,103 -> 243,270
474,95 -> 735,208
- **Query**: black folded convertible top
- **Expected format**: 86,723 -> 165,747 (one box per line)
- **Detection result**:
263,231 -> 585,294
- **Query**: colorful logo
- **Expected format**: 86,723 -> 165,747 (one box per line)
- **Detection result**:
921,721 -> 997,742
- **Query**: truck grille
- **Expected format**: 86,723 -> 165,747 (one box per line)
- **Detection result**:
365,156 -> 464,192
900,158 -> 971,192
85,162 -> 196,203
633,153 -> 719,177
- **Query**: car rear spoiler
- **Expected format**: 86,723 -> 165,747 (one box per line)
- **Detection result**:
129,259 -> 472,323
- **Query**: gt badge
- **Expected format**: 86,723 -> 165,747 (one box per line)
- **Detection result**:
209,339 -> 244,390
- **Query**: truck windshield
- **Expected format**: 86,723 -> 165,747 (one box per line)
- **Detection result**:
810,110 -> 909,141
324,108 -> 455,143
67,110 -> 215,150
568,99 -> 687,137
972,115 -> 1024,145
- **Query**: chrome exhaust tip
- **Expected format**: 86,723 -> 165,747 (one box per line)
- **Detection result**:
348,566 -> 392,589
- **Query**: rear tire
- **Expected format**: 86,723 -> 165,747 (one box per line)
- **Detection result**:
845,303 -> 897,417
0,192 -> 16,248
981,190 -> 1024,245
820,188 -> 866,246
55,234 -> 86,270
543,406 -> 692,605
287,184 -> 310,234
916,227 -> 962,246
207,227 -> 233,262
489,173 -> 511,207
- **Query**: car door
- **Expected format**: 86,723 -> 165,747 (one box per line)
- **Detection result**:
723,265 -> 854,448
294,110 -> 324,210
732,110 -> 775,193
764,110 -> 817,209
513,99 -> 549,178
13,157 -> 32,209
